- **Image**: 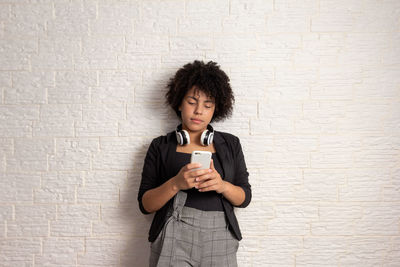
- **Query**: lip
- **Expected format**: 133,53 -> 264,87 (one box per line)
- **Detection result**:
191,118 -> 203,123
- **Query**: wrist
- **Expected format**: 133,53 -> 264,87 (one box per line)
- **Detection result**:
219,181 -> 228,194
170,176 -> 180,192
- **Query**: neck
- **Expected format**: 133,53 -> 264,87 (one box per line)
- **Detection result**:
181,124 -> 207,146
189,132 -> 204,146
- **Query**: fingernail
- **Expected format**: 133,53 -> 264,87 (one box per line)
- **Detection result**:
209,169 -> 212,172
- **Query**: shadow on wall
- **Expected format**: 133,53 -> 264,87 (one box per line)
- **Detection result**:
117,117 -> 179,265
119,141 -> 154,266
117,68 -> 178,265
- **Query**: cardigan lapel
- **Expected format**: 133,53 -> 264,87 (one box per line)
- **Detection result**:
213,131 -> 229,180
159,131 -> 178,179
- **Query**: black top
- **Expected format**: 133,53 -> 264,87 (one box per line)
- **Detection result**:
169,151 -> 224,211
138,130 -> 252,242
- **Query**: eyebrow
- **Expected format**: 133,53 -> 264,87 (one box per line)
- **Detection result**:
187,96 -> 215,103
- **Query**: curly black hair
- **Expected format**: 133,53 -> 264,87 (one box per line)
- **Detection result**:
165,60 -> 235,123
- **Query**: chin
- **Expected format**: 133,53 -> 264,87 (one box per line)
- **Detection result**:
186,123 -> 205,131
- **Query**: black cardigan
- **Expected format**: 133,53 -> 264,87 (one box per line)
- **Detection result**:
137,129 -> 252,242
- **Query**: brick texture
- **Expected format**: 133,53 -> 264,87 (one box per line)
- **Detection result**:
0,0 -> 399,266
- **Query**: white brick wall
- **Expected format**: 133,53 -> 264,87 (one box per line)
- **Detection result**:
0,0 -> 399,266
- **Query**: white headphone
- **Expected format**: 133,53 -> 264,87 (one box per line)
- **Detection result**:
175,123 -> 214,146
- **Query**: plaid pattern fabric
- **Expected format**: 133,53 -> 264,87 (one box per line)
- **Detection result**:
149,191 -> 239,267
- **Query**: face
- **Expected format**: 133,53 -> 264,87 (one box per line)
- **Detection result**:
178,86 -> 215,133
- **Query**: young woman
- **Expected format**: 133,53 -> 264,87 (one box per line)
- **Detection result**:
138,60 -> 251,266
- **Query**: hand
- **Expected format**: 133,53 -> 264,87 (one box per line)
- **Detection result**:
173,163 -> 213,191
195,159 -> 226,194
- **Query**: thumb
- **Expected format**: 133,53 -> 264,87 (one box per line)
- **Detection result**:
210,158 -> 215,170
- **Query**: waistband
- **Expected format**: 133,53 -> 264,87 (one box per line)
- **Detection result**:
178,205 -> 227,230
168,191 -> 228,231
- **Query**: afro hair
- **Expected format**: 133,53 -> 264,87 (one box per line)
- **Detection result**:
165,60 -> 235,123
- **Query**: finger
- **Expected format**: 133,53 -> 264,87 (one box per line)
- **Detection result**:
191,168 -> 212,177
197,179 -> 217,189
183,175 -> 197,184
186,162 -> 202,170
198,183 -> 218,192
194,175 -> 213,187
185,176 -> 198,188
195,171 -> 215,182
210,158 -> 215,170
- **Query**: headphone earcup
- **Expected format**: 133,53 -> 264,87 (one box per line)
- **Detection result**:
200,124 -> 215,146
208,132 -> 214,145
175,124 -> 190,145
200,129 -> 210,146
175,131 -> 183,145
181,129 -> 190,145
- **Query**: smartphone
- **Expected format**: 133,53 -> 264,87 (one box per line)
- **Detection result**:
190,151 -> 212,171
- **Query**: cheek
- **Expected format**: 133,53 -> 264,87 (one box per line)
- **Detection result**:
180,107 -> 192,117
206,110 -> 215,120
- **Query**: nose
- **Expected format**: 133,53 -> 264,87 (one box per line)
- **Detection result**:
194,104 -> 203,114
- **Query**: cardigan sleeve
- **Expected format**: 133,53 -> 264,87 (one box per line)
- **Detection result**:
137,137 -> 161,214
232,136 -> 252,208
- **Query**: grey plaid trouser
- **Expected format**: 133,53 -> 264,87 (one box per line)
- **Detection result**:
149,191 -> 239,267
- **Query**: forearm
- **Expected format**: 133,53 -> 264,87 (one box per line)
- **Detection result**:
221,181 -> 245,207
141,177 -> 179,213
